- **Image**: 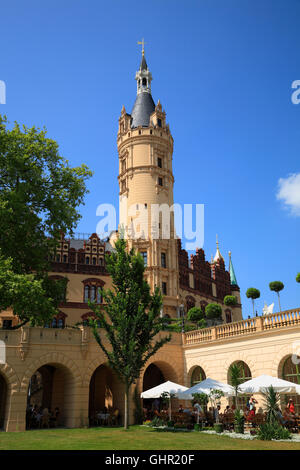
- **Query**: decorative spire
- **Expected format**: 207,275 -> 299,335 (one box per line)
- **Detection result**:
213,234 -> 224,263
135,39 -> 152,96
228,251 -> 238,286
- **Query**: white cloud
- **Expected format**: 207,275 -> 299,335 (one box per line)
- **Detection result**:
277,173 -> 300,216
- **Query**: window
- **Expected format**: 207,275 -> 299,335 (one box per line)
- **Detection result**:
191,366 -> 206,386
282,356 -> 300,414
56,254 -> 60,262
157,118 -> 162,127
161,252 -> 166,268
99,257 -> 104,266
162,282 -> 167,295
140,251 -> 147,266
157,157 -> 162,168
92,257 -> 97,265
2,319 -> 12,329
142,77 -> 147,86
85,257 -> 90,265
84,284 -> 103,304
225,310 -> 232,323
63,254 -> 67,263
158,177 -> 163,187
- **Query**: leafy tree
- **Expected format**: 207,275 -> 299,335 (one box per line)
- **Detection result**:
296,273 -> 300,284
88,237 -> 171,429
205,303 -> 222,324
246,288 -> 260,316
0,253 -> 66,327
269,281 -> 284,312
0,114 -> 91,326
224,295 -> 237,307
0,114 -> 92,274
228,363 -> 242,409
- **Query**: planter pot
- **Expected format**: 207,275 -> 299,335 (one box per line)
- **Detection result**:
234,424 -> 244,434
214,423 -> 223,433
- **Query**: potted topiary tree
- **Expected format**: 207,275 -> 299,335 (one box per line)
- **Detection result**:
160,391 -> 175,424
296,273 -> 300,284
187,307 -> 207,329
228,363 -> 242,409
191,392 -> 208,429
246,288 -> 260,317
224,295 -> 237,307
269,281 -> 284,312
209,389 -> 224,433
205,303 -> 222,326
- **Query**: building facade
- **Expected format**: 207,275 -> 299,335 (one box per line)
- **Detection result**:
0,51 -> 300,432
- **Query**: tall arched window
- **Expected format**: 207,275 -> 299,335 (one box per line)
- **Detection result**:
84,285 -> 90,302
282,355 -> 300,414
83,279 -> 104,304
191,366 -> 206,386
228,361 -> 252,384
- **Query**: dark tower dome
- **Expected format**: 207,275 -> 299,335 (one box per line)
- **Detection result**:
131,51 -> 154,128
131,92 -> 155,128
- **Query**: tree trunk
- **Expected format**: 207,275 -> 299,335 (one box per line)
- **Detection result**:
124,383 -> 129,430
252,299 -> 255,316
278,292 -> 281,312
169,398 -> 171,421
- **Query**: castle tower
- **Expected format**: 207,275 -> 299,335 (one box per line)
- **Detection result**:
117,47 -> 179,316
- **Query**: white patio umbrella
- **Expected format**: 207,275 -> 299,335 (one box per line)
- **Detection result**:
177,377 -> 234,400
141,380 -> 188,398
141,381 -> 189,421
237,374 -> 300,394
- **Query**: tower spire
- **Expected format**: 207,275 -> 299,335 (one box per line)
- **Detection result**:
213,234 -> 224,263
228,251 -> 238,286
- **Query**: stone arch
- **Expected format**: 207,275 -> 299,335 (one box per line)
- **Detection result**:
269,344 -> 296,377
187,364 -> 207,387
20,352 -> 82,393
0,362 -> 20,394
82,357 -> 108,388
141,351 -> 180,385
222,353 -> 257,384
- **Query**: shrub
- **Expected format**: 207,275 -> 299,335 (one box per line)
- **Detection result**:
187,307 -> 205,323
150,416 -> 164,427
257,423 -> 291,441
205,303 -> 222,321
167,420 -> 174,427
194,423 -> 201,431
224,295 -> 237,307
234,409 -> 245,434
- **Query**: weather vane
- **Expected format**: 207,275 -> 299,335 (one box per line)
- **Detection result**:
137,38 -> 146,56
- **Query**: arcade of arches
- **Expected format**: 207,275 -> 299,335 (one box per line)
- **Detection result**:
1,327 -> 300,431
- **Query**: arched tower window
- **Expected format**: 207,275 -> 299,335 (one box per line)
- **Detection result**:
142,77 -> 147,87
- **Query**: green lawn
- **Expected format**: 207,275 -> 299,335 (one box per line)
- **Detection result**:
0,426 -> 300,450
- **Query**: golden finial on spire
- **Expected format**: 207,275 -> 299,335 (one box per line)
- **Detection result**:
216,233 -> 219,248
137,38 -> 146,56
228,250 -> 232,258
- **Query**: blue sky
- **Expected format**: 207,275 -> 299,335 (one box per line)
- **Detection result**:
1,0 -> 300,317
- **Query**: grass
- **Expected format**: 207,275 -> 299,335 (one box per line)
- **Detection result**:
0,426 -> 300,450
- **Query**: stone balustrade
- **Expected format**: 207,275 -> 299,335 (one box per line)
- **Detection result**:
184,308 -> 300,346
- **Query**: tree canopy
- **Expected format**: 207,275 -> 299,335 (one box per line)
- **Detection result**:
224,295 -> 237,307
269,281 -> 284,293
205,303 -> 222,321
0,114 -> 92,274
0,114 -> 92,327
297,273 -> 300,284
88,237 -> 171,429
